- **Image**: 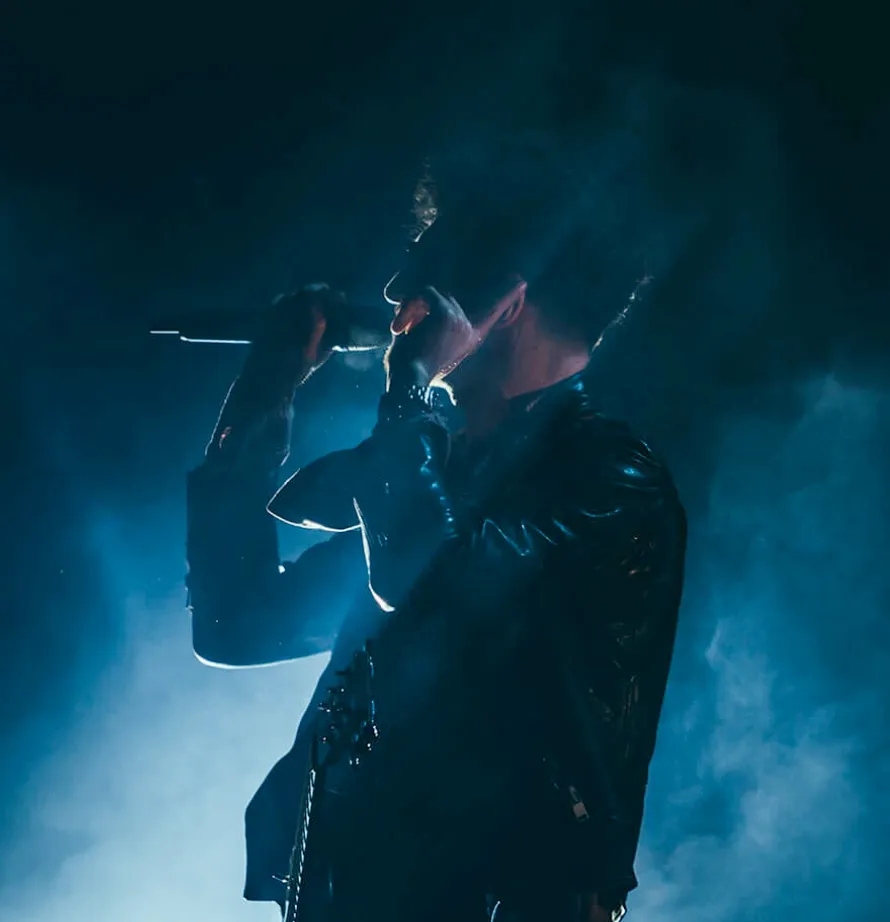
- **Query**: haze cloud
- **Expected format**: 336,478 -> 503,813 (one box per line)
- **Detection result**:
634,375 -> 889,920
1,373 -> 886,922
1,24 -> 886,919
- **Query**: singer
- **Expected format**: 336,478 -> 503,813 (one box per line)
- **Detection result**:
185,135 -> 686,921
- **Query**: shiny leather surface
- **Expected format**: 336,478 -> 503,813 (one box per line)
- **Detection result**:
186,370 -> 686,912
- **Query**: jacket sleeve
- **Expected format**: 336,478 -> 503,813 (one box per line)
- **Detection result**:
186,461 -> 366,668
352,410 -> 673,619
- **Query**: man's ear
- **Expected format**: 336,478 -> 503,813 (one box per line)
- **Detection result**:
492,277 -> 527,329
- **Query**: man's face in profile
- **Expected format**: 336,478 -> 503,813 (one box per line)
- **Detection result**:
385,214 -> 516,323
383,214 -> 521,395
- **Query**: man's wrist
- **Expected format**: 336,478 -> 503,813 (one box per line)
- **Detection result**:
386,359 -> 433,394
241,349 -> 313,400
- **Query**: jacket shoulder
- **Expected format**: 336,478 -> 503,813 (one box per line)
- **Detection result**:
562,409 -> 674,497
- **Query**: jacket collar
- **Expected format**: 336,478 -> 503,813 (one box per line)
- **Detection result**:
504,368 -> 593,419
453,370 -> 596,459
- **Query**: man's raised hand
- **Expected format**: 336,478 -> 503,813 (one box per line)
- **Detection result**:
205,284 -> 349,467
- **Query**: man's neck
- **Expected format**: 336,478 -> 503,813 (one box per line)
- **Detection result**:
461,345 -> 590,441
501,341 -> 590,400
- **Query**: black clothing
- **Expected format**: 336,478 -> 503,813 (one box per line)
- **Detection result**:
186,371 -> 686,917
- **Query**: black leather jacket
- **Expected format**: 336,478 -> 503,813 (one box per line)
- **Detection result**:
186,371 -> 686,913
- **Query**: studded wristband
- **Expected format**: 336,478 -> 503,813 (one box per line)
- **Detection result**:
377,383 -> 433,425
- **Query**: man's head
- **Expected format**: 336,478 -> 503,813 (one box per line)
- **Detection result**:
384,132 -> 651,402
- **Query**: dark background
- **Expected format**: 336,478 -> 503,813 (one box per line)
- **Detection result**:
1,2 -> 888,920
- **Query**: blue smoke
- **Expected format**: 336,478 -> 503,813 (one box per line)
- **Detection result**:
1,372 -> 886,922
1,44 -> 887,922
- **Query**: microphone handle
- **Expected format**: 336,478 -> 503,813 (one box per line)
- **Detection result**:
150,308 -> 392,351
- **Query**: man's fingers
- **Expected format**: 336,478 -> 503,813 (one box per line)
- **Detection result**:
391,298 -> 431,335
309,305 -> 328,347
302,305 -> 328,363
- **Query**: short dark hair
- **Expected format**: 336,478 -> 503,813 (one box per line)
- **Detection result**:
412,130 -> 655,344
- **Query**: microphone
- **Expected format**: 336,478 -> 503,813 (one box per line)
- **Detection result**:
150,303 -> 394,351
